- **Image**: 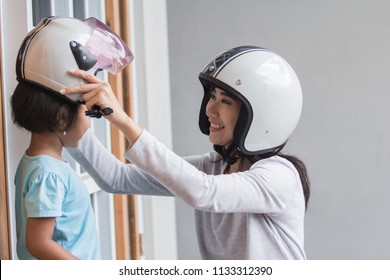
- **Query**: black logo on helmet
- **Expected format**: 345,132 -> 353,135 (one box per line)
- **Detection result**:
69,40 -> 97,71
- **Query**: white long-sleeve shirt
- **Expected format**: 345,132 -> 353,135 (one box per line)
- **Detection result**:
67,129 -> 306,259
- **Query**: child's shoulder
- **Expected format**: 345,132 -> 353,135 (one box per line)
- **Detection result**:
18,153 -> 71,180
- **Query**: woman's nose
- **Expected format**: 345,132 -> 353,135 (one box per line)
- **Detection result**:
206,100 -> 218,117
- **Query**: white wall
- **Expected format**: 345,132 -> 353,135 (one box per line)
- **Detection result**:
166,0 -> 390,259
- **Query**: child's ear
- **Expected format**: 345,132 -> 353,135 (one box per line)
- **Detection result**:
56,117 -> 68,134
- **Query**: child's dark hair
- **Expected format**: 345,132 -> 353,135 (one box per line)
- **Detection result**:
11,82 -> 79,134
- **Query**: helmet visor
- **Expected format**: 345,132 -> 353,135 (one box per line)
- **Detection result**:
83,17 -> 133,75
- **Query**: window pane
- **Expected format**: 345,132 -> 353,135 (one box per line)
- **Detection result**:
32,0 -> 52,26
73,0 -> 85,20
86,0 -> 103,19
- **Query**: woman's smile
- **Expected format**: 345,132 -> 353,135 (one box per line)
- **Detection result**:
209,122 -> 225,132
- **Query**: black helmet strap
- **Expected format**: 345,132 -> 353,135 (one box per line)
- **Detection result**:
214,143 -> 241,165
214,141 -> 287,166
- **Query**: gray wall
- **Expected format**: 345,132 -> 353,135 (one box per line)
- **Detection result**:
166,0 -> 390,259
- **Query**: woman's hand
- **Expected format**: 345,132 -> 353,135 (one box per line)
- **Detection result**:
60,69 -> 143,145
60,69 -> 125,122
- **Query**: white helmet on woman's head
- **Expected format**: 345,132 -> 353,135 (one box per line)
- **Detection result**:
198,46 -> 302,162
16,16 -> 133,103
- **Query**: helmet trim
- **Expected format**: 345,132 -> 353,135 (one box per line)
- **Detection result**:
16,17 -> 51,81
16,79 -> 83,104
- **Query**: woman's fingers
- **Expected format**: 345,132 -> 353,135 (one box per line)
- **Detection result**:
85,87 -> 115,109
82,83 -> 110,103
60,84 -> 99,96
59,69 -> 126,121
59,69 -> 104,95
59,69 -> 115,107
68,69 -> 100,83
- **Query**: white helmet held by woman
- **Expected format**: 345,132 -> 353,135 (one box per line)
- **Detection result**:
16,16 -> 133,103
198,46 -> 302,162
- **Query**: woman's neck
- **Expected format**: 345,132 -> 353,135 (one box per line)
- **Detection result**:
27,132 -> 64,161
224,156 -> 252,174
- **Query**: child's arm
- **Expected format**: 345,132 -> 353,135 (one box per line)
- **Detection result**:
26,217 -> 78,260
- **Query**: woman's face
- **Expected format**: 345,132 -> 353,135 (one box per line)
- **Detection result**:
205,87 -> 242,147
60,104 -> 90,147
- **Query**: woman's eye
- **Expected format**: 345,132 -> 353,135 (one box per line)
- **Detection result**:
222,99 -> 232,105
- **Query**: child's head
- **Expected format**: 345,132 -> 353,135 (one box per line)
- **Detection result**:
11,81 -> 89,147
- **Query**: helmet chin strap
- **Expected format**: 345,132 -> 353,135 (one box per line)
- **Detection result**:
214,143 -> 241,165
215,142 -> 287,166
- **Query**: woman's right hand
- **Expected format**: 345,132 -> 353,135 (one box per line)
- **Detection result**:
60,69 -> 125,122
60,69 -> 143,145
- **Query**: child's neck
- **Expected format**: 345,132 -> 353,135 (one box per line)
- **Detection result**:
27,132 -> 65,162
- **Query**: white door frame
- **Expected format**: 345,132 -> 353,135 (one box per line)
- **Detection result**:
0,0 -> 116,260
1,0 -> 31,260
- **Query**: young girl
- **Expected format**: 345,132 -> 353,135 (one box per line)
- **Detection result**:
11,15 -> 132,260
11,82 -> 99,260
64,46 -> 310,259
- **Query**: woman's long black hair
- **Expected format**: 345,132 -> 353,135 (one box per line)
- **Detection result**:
278,154 -> 310,210
246,152 -> 310,210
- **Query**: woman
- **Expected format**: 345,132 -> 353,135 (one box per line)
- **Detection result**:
63,46 -> 310,259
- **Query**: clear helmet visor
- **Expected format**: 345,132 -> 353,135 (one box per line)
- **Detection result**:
82,17 -> 133,75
